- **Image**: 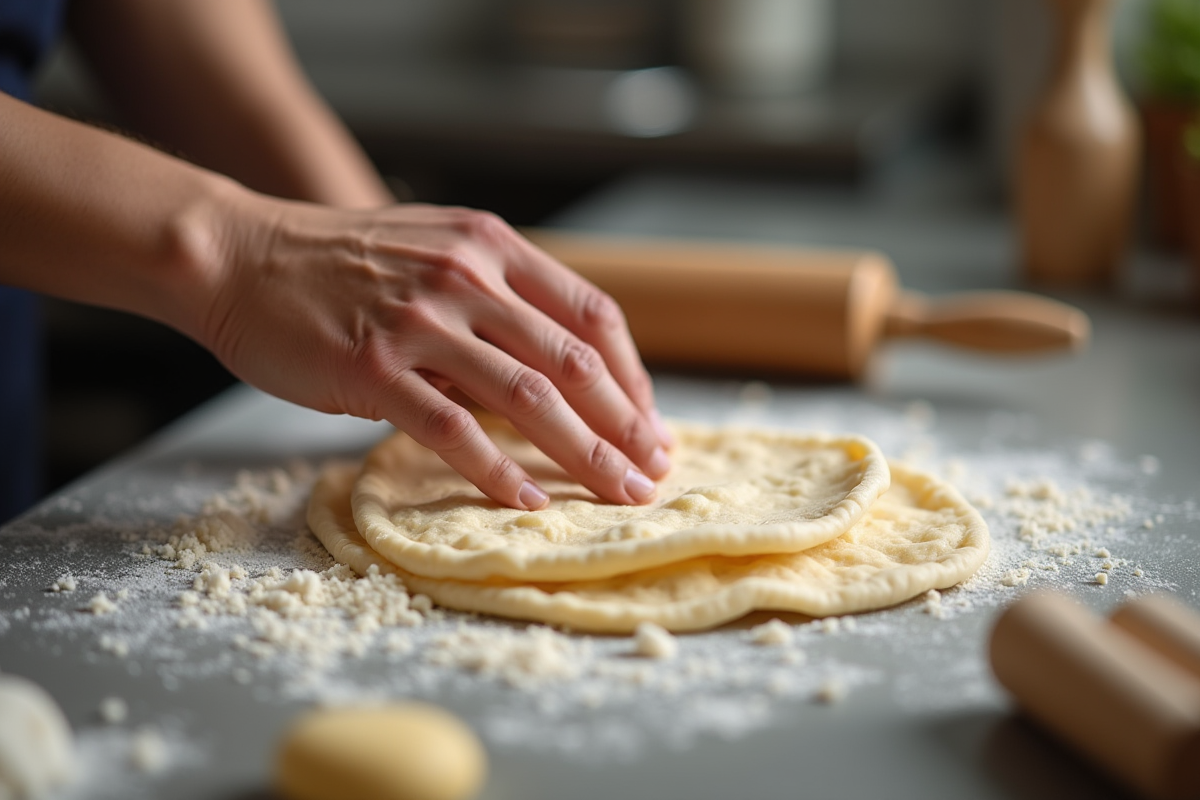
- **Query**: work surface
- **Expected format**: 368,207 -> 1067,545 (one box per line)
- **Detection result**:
2,171 -> 1199,799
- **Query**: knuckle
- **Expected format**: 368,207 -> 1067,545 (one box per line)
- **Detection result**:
428,249 -> 501,302
586,438 -> 617,474
558,340 -> 605,390
485,453 -> 518,490
615,415 -> 646,452
458,209 -> 511,244
506,368 -> 558,420
421,403 -> 475,451
579,288 -> 625,333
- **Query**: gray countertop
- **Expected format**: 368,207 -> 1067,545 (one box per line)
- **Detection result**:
2,169 -> 1198,800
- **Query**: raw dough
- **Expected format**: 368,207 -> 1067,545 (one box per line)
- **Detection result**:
0,674 -> 74,800
275,704 -> 486,800
352,421 -> 889,582
310,459 -> 990,633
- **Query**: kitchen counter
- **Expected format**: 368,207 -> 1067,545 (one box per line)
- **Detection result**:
2,168 -> 1198,799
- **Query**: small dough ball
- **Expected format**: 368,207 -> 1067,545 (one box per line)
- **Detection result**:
0,674 -> 75,798
275,704 -> 486,800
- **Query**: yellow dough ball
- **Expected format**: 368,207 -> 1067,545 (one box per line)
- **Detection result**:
274,704 -> 487,800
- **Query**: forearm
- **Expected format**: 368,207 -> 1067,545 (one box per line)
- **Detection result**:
0,92 -> 235,339
68,0 -> 392,209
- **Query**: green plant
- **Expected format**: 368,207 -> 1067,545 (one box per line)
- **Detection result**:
1184,118 -> 1200,158
1142,0 -> 1200,99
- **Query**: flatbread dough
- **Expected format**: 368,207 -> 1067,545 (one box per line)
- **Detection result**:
311,460 -> 989,633
352,422 -> 889,582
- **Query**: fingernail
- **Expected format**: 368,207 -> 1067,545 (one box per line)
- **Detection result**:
519,481 -> 549,510
624,468 -> 656,503
650,409 -> 674,449
647,446 -> 670,479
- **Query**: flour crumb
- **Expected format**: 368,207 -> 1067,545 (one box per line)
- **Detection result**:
814,679 -> 846,705
1132,567 -> 1144,578
1094,548 -> 1110,558
99,634 -> 129,658
1142,519 -> 1155,529
50,574 -> 77,593
634,621 -> 678,660
820,617 -> 840,635
923,589 -> 946,618
99,696 -> 128,725
427,625 -> 584,686
1095,572 -> 1108,586
88,592 -> 117,615
1001,568 -> 1032,588
749,619 -> 793,646
129,727 -> 167,773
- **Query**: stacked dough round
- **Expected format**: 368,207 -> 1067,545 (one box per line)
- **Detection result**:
307,420 -> 989,633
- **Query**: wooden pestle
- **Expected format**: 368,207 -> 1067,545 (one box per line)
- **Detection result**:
990,592 -> 1200,800
527,230 -> 1091,378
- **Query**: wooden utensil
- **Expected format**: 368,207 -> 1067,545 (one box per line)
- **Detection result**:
990,592 -> 1200,800
527,229 -> 1091,379
1016,0 -> 1139,286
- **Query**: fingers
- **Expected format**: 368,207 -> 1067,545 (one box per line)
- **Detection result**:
386,372 -> 550,511
429,339 -> 659,506
502,237 -> 673,449
475,302 -> 670,482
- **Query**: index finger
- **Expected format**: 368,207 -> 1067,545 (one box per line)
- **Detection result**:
503,235 -> 672,447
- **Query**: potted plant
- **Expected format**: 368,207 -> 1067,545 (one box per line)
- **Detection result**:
1138,0 -> 1200,249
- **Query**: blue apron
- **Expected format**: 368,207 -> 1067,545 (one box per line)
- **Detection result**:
1,0 -> 68,522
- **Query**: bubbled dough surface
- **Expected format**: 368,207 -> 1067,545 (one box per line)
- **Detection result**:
275,704 -> 486,800
352,422 -> 889,582
313,460 -> 990,634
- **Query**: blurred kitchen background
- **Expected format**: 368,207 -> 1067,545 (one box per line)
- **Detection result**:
25,0 -> 1179,495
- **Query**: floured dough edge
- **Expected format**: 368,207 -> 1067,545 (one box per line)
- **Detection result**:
351,426 -> 891,582
310,462 -> 989,634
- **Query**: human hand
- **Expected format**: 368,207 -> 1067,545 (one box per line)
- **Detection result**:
198,197 -> 673,510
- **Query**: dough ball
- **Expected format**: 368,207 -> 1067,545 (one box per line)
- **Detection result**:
0,674 -> 75,799
274,704 -> 486,800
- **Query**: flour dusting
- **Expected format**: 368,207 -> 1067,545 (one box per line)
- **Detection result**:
0,381 -> 1191,791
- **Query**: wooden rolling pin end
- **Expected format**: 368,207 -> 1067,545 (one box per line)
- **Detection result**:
1112,594 -> 1200,682
990,591 -> 1200,800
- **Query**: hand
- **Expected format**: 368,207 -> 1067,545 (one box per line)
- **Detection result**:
200,197 -> 673,509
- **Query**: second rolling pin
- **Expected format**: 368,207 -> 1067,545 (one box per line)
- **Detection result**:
527,229 -> 1092,379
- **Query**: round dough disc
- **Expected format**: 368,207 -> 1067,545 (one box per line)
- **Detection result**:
311,459 -> 989,633
351,421 -> 889,582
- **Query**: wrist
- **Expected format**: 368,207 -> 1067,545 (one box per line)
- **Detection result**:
153,172 -> 269,348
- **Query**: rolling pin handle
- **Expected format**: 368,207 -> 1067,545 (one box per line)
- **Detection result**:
884,290 -> 1091,354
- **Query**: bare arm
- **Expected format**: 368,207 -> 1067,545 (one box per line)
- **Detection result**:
67,0 -> 392,209
0,94 -> 670,509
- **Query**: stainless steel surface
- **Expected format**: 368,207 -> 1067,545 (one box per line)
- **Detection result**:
2,169 -> 1198,799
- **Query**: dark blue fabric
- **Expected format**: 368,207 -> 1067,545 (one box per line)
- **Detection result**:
1,0 -> 66,521
0,289 -> 41,523
0,0 -> 67,100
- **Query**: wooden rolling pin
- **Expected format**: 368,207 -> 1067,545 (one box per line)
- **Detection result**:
990,592 -> 1200,800
527,230 -> 1091,379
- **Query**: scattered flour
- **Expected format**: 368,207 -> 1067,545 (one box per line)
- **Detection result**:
98,697 -> 128,725
749,619 -> 793,647
0,386 -> 1187,783
633,622 -> 678,660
